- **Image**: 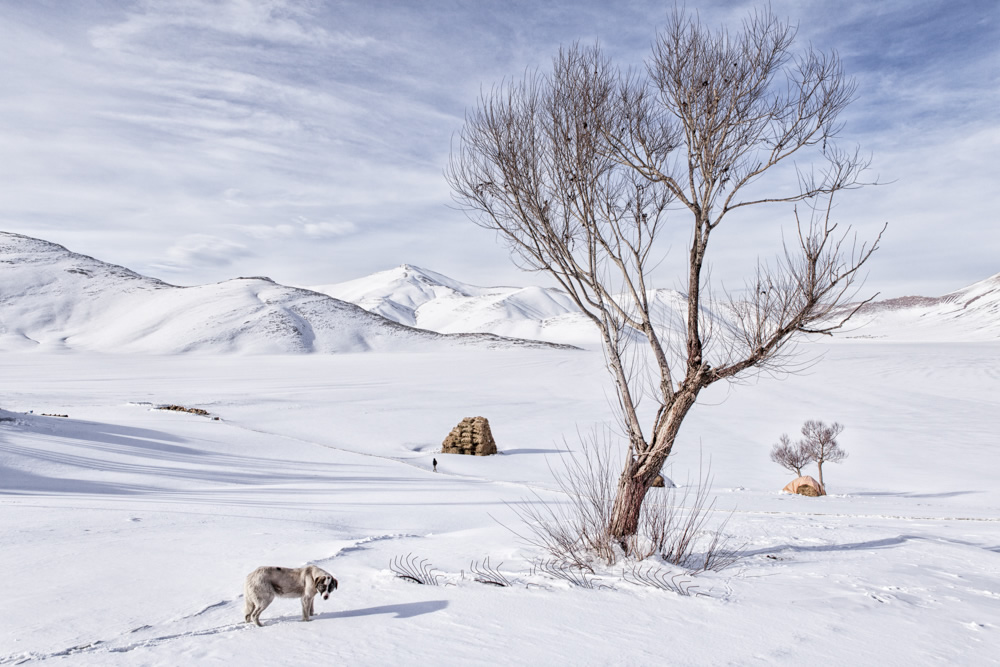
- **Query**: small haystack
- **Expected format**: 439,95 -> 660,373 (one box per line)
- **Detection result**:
782,475 -> 825,497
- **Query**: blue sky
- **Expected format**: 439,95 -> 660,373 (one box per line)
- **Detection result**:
0,0 -> 996,298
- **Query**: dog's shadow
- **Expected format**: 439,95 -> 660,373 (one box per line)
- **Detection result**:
318,600 -> 448,620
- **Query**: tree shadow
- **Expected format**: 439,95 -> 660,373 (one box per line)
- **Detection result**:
0,414 -> 429,495
851,491 -> 982,499
320,600 -> 448,620
0,466 -> 156,495
746,533 -> 994,557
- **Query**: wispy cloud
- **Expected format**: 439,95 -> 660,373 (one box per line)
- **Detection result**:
240,217 -> 357,241
0,0 -> 995,295
154,233 -> 252,275
88,0 -> 342,51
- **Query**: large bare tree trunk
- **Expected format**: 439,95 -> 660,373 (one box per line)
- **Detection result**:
609,468 -> 652,540
609,389 -> 699,538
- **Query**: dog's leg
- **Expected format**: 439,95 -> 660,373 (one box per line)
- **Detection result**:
301,593 -> 315,621
251,601 -> 266,627
244,584 -> 260,625
251,590 -> 273,627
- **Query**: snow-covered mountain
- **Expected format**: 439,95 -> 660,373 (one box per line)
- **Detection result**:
4,231 -> 995,354
0,232 -> 565,354
315,264 -> 1000,344
310,265 -> 597,345
844,272 -> 1000,341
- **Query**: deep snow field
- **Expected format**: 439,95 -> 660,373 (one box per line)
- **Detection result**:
2,338 -> 999,666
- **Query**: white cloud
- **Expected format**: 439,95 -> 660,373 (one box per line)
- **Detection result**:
302,221 -> 356,239
88,0 -> 338,51
239,224 -> 296,240
160,234 -> 251,271
237,220 -> 356,241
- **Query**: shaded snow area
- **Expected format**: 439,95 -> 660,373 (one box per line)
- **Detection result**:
2,342 -> 998,666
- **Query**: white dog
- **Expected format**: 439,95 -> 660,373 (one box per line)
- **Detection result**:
243,565 -> 338,626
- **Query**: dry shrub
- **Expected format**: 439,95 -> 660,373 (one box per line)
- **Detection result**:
504,427 -> 744,573
503,430 -> 619,571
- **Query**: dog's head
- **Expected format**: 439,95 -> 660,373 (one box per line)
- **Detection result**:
317,574 -> 338,600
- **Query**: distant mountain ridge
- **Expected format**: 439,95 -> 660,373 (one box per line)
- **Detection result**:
0,232 -> 569,354
2,231 -> 995,352
845,272 -> 1000,340
313,264 -> 1000,344
309,265 -> 596,344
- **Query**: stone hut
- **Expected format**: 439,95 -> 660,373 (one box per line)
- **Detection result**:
441,416 -> 498,456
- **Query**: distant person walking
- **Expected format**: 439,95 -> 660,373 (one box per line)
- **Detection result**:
433,458 -> 438,472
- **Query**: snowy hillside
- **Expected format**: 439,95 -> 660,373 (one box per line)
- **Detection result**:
315,264 -> 1000,344
5,228 -> 989,356
311,265 -> 596,345
0,233 -> 563,354
845,272 -> 1000,340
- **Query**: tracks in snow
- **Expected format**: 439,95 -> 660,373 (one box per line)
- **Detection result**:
0,614 -> 251,665
0,533 -> 418,665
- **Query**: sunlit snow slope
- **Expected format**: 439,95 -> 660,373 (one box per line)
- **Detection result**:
311,264 -> 595,344
0,232 -> 563,353
845,273 -> 1000,340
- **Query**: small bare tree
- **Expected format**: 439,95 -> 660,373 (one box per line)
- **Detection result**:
800,420 -> 847,489
448,5 -> 883,542
769,433 -> 812,476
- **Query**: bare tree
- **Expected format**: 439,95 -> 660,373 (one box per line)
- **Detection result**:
447,6 -> 883,542
799,420 -> 847,489
770,433 -> 813,476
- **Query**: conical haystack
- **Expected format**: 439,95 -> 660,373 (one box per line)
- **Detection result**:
441,416 -> 497,456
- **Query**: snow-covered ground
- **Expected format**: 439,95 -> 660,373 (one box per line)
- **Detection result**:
2,232 -> 999,664
2,340 -> 998,665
